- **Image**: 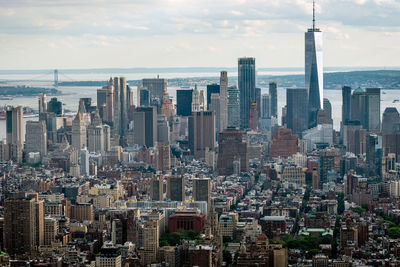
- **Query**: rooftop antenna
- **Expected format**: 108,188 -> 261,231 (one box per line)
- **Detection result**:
313,0 -> 316,31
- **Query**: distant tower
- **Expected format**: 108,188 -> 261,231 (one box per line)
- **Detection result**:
161,90 -> 172,121
25,120 -> 47,159
38,93 -> 46,114
269,82 -> 278,117
54,69 -> 58,88
199,90 -> 206,111
238,57 -> 256,129
342,86 -> 352,125
323,98 -> 333,124
287,88 -> 308,136
261,94 -> 270,118
87,110 -> 104,153
80,148 -> 90,177
113,77 -> 121,136
120,77 -> 128,137
133,106 -> 157,147
219,71 -> 228,132
72,111 -> 87,150
140,88 -> 151,106
167,175 -> 185,201
176,88 -> 193,116
150,176 -> 164,201
6,106 -> 23,162
305,0 -> 323,128
227,85 -> 240,128
189,111 -> 216,159
206,84 -> 219,110
209,93 -> 221,133
193,176 -> 211,207
105,78 -> 114,124
192,85 -> 201,112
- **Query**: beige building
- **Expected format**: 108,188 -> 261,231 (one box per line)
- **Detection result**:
44,217 -> 58,246
71,112 -> 87,150
282,166 -> 306,188
4,193 -> 44,256
44,202 -> 63,216
71,203 -> 94,222
96,243 -> 122,267
219,212 -> 238,239
273,247 -> 288,267
157,144 -> 171,172
189,111 -> 216,160
140,220 -> 159,266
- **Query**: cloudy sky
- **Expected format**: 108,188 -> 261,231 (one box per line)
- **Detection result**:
1,0 -> 400,70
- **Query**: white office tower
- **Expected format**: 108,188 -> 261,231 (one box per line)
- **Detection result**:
261,94 -> 271,118
192,85 -> 201,112
38,93 -> 46,114
209,93 -> 221,133
228,85 -> 240,128
219,71 -> 228,132
88,110 -> 104,154
71,111 -> 87,150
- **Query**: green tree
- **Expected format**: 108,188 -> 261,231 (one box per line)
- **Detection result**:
184,230 -> 200,240
388,227 -> 400,239
352,207 -> 366,215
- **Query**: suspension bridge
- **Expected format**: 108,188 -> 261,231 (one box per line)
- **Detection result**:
2,69 -> 77,88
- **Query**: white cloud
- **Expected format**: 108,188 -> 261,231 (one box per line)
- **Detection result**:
0,0 -> 399,69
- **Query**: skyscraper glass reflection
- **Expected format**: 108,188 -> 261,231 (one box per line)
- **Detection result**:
305,1 -> 323,128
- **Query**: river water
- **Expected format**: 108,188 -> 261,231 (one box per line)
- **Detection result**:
1,78 -> 400,141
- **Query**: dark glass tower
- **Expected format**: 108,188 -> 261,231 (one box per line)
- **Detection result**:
286,88 -> 308,136
305,0 -> 323,128
176,89 -> 193,116
269,82 -> 278,117
206,84 -> 220,110
139,88 -> 150,106
342,86 -> 352,125
238,57 -> 256,129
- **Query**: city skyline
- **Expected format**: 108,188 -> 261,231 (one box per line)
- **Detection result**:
1,0 -> 400,70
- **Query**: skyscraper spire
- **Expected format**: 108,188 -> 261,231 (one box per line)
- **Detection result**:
313,0 -> 316,31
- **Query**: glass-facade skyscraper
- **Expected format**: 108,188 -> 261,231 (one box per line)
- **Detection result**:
287,88 -> 308,137
269,82 -> 278,117
238,57 -> 256,129
206,84 -> 220,110
305,2 -> 323,129
176,89 -> 193,116
342,86 -> 352,125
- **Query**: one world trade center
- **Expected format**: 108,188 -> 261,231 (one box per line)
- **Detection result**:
305,0 -> 323,128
